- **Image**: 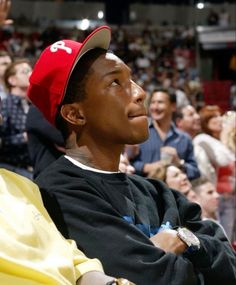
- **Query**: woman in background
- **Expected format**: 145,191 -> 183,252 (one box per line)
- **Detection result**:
193,105 -> 235,242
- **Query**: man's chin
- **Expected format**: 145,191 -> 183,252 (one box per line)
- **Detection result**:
129,131 -> 149,145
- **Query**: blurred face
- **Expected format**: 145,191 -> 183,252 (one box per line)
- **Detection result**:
11,63 -> 32,90
178,105 -> 201,135
165,165 -> 192,195
0,55 -> 11,78
196,182 -> 219,216
79,52 -> 149,145
149,91 -> 174,122
207,113 -> 222,135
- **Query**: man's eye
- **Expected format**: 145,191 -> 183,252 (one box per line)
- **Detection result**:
110,79 -> 120,86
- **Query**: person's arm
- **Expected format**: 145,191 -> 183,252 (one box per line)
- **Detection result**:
182,137 -> 200,180
195,134 -> 233,166
131,150 -> 165,177
0,0 -> 13,26
150,228 -> 187,254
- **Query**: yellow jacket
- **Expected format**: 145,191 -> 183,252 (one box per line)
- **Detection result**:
0,169 -> 103,285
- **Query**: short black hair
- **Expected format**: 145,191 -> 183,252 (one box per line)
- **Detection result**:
174,105 -> 187,122
149,87 -> 176,106
55,48 -> 107,138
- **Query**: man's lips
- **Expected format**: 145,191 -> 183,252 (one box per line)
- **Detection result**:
128,109 -> 147,119
128,114 -> 147,119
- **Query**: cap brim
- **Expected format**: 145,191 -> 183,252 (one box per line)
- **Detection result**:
70,26 -> 111,82
63,25 -> 111,104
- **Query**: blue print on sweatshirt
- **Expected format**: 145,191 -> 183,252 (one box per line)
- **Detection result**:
123,216 -> 173,237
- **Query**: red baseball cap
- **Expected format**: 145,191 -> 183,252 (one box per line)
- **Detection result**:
27,25 -> 111,126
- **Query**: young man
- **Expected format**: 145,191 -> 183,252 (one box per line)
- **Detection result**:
0,1 -> 133,284
0,58 -> 33,179
131,89 -> 200,180
192,177 -> 220,221
28,26 -> 236,285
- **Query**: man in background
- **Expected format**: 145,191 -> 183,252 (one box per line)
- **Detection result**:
131,89 -> 200,180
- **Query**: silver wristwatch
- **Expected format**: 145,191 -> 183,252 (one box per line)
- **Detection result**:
177,227 -> 200,252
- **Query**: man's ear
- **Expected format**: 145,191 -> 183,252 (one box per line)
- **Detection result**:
60,103 -> 85,126
8,75 -> 16,88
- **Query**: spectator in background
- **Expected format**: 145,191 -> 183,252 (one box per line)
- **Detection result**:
175,105 -> 220,183
0,50 -> 12,99
175,104 -> 201,139
192,177 -> 220,222
131,88 -> 200,180
0,50 -> 11,99
147,162 -> 197,203
175,104 -> 217,183
0,58 -> 33,179
220,110 -> 236,243
193,105 -> 235,242
221,110 -> 236,155
165,164 -> 197,203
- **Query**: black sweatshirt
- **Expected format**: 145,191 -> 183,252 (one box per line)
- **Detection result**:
26,105 -> 64,178
36,156 -> 236,285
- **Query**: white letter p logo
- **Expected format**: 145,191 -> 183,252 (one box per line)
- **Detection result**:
50,41 -> 72,54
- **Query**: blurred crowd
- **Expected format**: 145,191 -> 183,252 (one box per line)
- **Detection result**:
0,19 -> 235,244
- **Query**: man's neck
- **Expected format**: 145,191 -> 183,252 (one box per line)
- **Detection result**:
181,128 -> 197,138
202,210 -> 217,221
153,118 -> 171,140
10,87 -> 27,98
65,145 -> 121,172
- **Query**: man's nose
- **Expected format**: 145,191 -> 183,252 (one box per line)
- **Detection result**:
131,81 -> 146,103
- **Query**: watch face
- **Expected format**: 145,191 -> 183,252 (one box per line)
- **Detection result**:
177,227 -> 200,249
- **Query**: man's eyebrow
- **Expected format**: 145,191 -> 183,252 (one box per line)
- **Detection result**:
102,66 -> 131,78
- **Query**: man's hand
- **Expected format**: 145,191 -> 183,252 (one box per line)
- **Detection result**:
0,0 -> 13,26
160,146 -> 182,166
76,271 -> 136,285
119,153 -> 135,174
150,229 -> 187,254
76,271 -> 114,285
143,160 -> 166,178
